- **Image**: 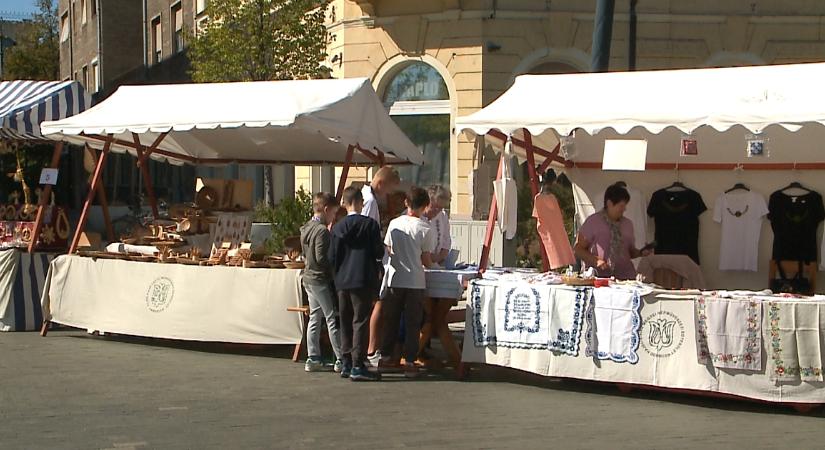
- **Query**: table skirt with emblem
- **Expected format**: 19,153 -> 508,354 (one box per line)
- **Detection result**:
463,281 -> 825,404
41,255 -> 303,344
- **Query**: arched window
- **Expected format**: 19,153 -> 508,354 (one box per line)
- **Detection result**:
382,62 -> 450,190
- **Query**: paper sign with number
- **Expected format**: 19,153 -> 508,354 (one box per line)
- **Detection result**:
39,168 -> 59,185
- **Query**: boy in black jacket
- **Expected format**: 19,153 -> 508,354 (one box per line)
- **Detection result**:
329,187 -> 384,381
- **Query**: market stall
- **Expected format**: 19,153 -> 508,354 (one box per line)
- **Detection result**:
455,62 -> 825,405
38,78 -> 423,345
0,80 -> 91,331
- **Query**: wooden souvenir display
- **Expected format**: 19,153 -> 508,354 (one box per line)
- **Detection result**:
0,205 -> 70,250
196,178 -> 253,211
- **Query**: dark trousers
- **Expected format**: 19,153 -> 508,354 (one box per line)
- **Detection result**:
380,287 -> 425,362
337,288 -> 373,368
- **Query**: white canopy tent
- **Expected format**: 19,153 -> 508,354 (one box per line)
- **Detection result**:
40,77 -> 423,166
456,62 -> 825,288
38,78 -> 423,254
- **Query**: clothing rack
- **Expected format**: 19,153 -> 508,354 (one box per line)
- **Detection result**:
572,162 -> 825,170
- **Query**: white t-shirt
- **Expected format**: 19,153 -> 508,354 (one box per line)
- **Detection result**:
384,215 -> 436,289
596,185 -> 648,246
422,210 -> 451,253
713,191 -> 768,272
360,184 -> 380,224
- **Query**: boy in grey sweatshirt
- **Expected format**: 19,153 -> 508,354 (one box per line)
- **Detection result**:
299,192 -> 343,372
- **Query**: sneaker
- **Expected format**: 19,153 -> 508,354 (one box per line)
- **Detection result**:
340,361 -> 352,378
350,366 -> 381,382
305,358 -> 324,373
333,359 -> 343,373
378,356 -> 401,372
365,352 -> 381,371
403,363 -> 420,379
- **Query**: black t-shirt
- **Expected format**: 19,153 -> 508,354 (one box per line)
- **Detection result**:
768,190 -> 825,263
647,188 -> 708,264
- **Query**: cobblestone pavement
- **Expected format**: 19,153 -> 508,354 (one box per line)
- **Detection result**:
1,330 -> 824,450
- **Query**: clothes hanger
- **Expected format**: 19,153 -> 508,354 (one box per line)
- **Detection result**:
780,181 -> 811,193
615,181 -> 627,188
725,182 -> 750,193
664,164 -> 687,191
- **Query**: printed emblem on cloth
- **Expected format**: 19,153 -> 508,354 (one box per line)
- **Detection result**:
146,277 -> 174,312
640,310 -> 685,358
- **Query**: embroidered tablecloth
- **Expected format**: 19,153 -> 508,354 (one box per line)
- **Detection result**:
767,301 -> 824,383
695,297 -> 761,371
585,287 -> 642,364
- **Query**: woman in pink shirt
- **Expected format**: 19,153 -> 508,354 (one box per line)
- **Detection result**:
574,183 -> 650,280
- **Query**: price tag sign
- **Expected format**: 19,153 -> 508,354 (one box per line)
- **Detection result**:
39,168 -> 59,185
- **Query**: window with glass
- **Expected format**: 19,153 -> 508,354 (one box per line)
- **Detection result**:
91,60 -> 99,92
172,3 -> 183,53
196,0 -> 208,15
151,16 -> 162,64
81,0 -> 87,24
60,13 -> 70,42
382,62 -> 451,191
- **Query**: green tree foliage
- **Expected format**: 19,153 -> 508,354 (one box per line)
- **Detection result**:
253,188 -> 312,254
188,0 -> 331,82
3,0 -> 59,81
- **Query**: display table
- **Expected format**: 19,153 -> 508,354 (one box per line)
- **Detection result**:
0,249 -> 55,331
463,279 -> 825,405
41,255 -> 303,344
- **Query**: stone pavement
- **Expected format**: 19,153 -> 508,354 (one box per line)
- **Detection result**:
1,330 -> 824,450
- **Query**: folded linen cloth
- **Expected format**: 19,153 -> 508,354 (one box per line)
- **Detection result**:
767,301 -> 824,383
470,280 -> 497,347
585,287 -> 642,364
547,287 -> 588,356
695,296 -> 761,371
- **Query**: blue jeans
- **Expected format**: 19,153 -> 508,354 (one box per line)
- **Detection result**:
304,281 -> 342,361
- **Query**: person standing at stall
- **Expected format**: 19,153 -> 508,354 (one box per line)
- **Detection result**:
330,187 -> 385,381
361,167 -> 401,365
574,183 -> 650,280
379,187 -> 436,378
422,185 -> 452,266
300,193 -> 343,373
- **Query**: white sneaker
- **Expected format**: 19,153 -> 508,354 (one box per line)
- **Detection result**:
365,351 -> 381,371
333,359 -> 343,373
304,358 -> 324,372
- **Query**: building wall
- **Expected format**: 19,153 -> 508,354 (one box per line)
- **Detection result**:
58,0 -> 143,95
144,0 -> 195,71
330,0 -> 825,218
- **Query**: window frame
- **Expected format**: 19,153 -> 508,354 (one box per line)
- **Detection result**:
60,12 -> 70,42
150,15 -> 162,64
171,2 -> 184,54
90,57 -> 100,93
80,0 -> 87,25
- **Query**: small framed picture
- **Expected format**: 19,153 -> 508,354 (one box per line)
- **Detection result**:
745,133 -> 769,158
680,136 -> 698,156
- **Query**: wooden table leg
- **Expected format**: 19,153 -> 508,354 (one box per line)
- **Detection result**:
292,311 -> 309,362
40,320 -> 50,337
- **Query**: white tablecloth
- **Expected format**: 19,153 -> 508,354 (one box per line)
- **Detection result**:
0,249 -> 54,331
42,255 -> 303,344
464,280 -> 825,404
425,268 -> 478,299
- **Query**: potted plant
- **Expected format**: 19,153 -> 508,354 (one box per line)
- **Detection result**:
252,188 -> 312,255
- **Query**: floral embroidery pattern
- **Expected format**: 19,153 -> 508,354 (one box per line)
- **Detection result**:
503,286 -> 541,334
768,302 -> 823,381
585,289 -> 642,364
695,297 -> 761,370
471,282 -> 493,347
548,288 -> 587,356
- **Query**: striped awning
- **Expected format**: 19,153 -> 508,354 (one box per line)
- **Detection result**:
0,80 -> 91,141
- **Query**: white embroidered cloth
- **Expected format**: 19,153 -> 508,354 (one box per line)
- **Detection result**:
695,297 -> 761,371
767,301 -> 824,383
470,280 -> 587,355
585,287 -> 642,364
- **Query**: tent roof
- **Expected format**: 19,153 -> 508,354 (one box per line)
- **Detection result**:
0,80 -> 91,141
456,62 -> 825,140
40,78 -> 423,165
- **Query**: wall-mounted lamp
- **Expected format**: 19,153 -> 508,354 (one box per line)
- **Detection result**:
486,41 -> 501,53
331,53 -> 342,66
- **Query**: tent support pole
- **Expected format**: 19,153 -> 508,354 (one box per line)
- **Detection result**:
133,133 -> 159,219
478,155 -> 504,274
28,141 -> 64,253
536,143 -> 562,175
69,136 -> 112,254
524,130 -> 551,272
337,145 -> 354,201
88,145 -> 115,242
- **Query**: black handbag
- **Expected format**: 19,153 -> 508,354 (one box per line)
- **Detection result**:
770,261 -> 811,295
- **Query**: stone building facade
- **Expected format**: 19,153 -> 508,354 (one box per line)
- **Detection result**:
325,0 -> 825,217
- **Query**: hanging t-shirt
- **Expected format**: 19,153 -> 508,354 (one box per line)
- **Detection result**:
713,191 -> 768,272
532,193 -> 575,269
647,188 -> 707,264
768,190 -> 825,264
596,185 -> 648,246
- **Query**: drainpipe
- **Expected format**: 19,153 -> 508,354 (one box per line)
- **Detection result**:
590,0 -> 615,72
96,0 -> 102,93
142,0 -> 148,69
628,0 -> 637,71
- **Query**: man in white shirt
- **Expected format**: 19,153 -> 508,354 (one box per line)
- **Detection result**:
361,166 -> 401,361
380,187 -> 436,378
422,185 -> 452,266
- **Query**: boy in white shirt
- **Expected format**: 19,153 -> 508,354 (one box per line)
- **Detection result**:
380,187 -> 436,378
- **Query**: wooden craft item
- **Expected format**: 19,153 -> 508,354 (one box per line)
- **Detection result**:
195,186 -> 218,209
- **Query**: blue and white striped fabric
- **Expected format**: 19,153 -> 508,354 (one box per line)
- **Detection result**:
0,249 -> 55,331
0,80 -> 91,140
